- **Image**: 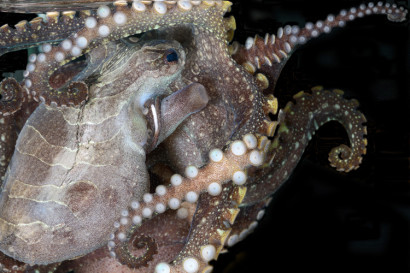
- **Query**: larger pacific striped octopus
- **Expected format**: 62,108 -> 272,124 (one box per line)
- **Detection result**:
0,1 -> 407,273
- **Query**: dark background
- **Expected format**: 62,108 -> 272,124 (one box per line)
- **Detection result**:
0,1 -> 409,272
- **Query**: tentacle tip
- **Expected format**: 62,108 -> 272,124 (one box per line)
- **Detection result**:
112,234 -> 158,269
328,144 -> 364,172
387,12 -> 408,22
386,6 -> 408,22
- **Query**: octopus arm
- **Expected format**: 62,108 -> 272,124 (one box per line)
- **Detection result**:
21,2 -> 232,107
230,86 -> 368,242
253,87 -> 368,201
0,1 -> 118,13
231,2 -> 408,89
109,133 -> 265,270
0,11 -> 89,57
224,198 -> 271,248
171,184 -> 246,273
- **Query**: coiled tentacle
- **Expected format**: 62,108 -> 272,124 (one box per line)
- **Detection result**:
243,87 -> 367,205
0,78 -> 24,116
224,87 -> 368,250
275,86 -> 367,173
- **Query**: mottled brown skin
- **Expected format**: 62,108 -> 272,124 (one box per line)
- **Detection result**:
0,1 -> 406,272
0,38 -> 207,264
144,25 -> 266,172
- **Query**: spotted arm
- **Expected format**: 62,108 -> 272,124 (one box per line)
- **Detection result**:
242,86 -> 368,207
231,2 -> 408,89
21,2 -> 232,107
0,11 -> 90,57
109,134 -> 265,271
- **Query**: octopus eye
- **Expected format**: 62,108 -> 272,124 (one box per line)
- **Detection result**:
165,49 -> 178,63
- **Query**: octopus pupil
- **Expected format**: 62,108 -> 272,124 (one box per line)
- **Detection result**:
166,50 -> 178,63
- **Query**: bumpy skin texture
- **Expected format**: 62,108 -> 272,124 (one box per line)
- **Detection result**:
0,37 -> 209,265
0,1 -> 407,273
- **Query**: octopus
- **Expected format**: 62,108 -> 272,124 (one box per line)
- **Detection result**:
0,1 -> 407,272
